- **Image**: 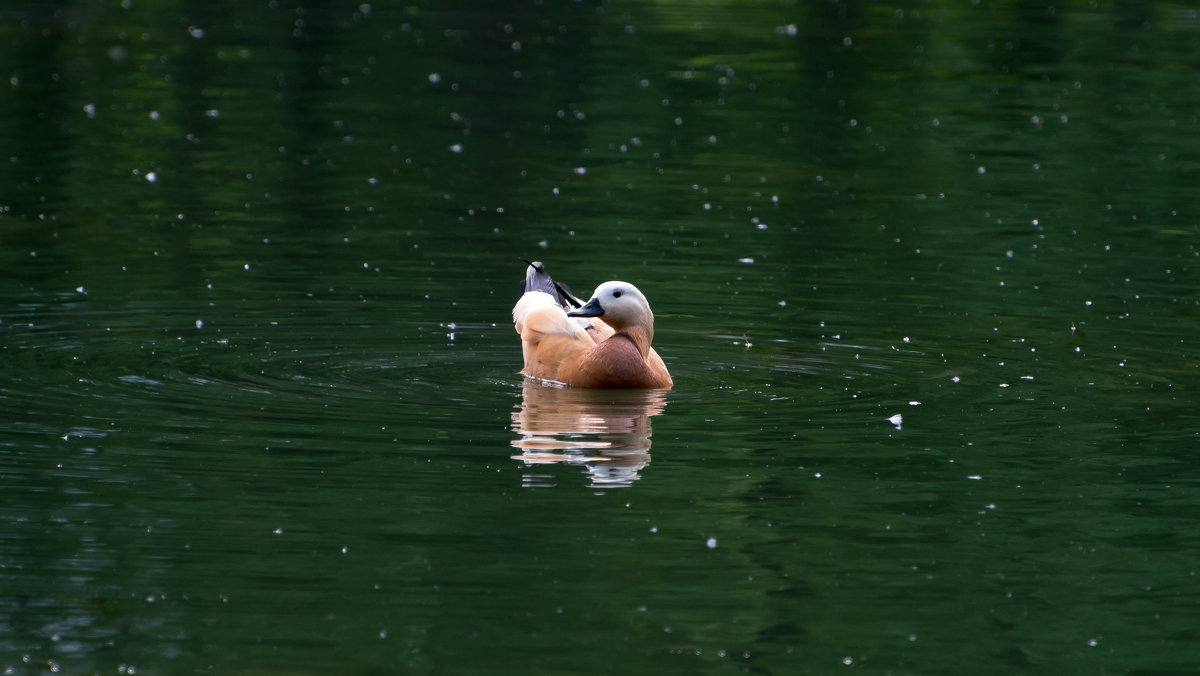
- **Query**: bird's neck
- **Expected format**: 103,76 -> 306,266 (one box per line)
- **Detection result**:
615,323 -> 654,358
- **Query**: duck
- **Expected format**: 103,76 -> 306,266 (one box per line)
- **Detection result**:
512,261 -> 673,389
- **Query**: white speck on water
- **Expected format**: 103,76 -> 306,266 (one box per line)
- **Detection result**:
952,376 -> 961,383
738,257 -> 754,264
149,110 -> 160,121
999,383 -> 1009,388
967,475 -> 982,481
908,401 -> 920,406
243,263 -> 251,271
145,171 -> 157,183
448,143 -> 463,153
205,109 -> 219,118
814,472 -> 822,478
342,546 -> 349,553
705,537 -> 717,549
778,300 -> 786,307
887,414 -> 903,428
650,526 -> 658,533
428,73 -> 440,84
379,629 -> 387,638
272,528 -> 284,534
977,166 -> 986,174
75,286 -> 86,294
573,167 -> 587,175
902,336 -> 910,343
195,320 -> 203,329
187,26 -> 205,39
1005,249 -> 1013,258
537,240 -> 548,249
1087,637 -> 1099,647
83,103 -> 96,118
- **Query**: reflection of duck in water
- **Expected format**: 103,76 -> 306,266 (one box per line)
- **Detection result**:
512,261 -> 672,389
511,381 -> 667,488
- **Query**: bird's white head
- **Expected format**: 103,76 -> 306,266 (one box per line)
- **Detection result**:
567,281 -> 655,334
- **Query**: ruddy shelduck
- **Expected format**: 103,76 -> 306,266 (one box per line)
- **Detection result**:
513,261 -> 673,389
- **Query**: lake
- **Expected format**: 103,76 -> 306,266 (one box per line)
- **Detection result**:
2,1 -> 1198,673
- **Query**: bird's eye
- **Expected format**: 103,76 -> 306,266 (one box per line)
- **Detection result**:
612,290 -> 623,298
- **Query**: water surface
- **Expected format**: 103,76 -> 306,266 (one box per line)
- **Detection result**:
2,1 -> 1199,674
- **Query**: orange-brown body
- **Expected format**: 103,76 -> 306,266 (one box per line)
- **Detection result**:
513,264 -> 672,389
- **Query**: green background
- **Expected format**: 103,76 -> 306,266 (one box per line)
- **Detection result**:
2,1 -> 1198,673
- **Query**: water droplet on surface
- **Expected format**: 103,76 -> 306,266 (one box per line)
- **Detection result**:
705,537 -> 717,549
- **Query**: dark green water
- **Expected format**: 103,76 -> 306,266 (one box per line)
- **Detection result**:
3,1 -> 1199,673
